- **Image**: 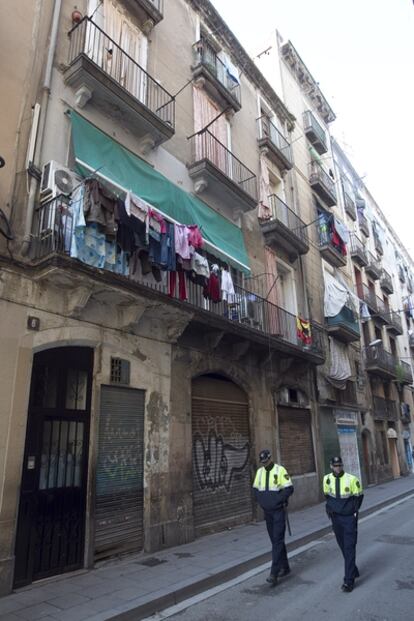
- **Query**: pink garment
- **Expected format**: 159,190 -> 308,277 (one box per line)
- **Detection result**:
175,224 -> 191,259
187,225 -> 203,249
148,208 -> 167,234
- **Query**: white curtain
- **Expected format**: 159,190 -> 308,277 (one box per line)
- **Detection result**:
104,0 -> 147,102
258,156 -> 272,220
192,86 -> 229,171
327,337 -> 352,389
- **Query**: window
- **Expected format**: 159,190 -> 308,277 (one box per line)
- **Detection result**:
276,260 -> 297,316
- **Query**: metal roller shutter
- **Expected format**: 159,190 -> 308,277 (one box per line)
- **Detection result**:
192,376 -> 252,536
95,386 -> 145,560
278,407 -> 316,475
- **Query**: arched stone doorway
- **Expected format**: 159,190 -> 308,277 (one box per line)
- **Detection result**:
191,373 -> 252,537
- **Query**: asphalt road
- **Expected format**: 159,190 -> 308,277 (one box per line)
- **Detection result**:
164,496 -> 414,621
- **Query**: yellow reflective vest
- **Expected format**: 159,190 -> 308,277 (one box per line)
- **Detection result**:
253,464 -> 293,512
323,471 -> 363,516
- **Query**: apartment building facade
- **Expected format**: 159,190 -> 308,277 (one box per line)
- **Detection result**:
0,0 -> 327,595
256,31 -> 414,486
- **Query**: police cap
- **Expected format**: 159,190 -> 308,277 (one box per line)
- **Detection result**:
330,456 -> 343,467
259,449 -> 271,463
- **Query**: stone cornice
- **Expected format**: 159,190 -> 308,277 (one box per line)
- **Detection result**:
187,0 -> 296,129
280,41 -> 336,124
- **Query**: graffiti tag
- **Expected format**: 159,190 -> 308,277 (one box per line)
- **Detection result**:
193,430 -> 249,492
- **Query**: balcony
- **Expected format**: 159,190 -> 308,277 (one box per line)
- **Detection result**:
335,382 -> 358,406
358,211 -> 370,237
373,232 -> 383,256
373,396 -> 398,421
128,0 -> 164,28
309,161 -> 337,207
380,269 -> 393,295
326,305 -> 360,343
319,228 -> 347,268
303,110 -> 328,155
398,360 -> 413,385
64,18 -> 174,148
343,189 -> 357,220
387,310 -> 403,336
260,195 -> 309,259
357,283 -> 389,324
31,196 -> 325,365
188,129 -> 257,212
349,234 -> 368,268
192,37 -> 241,112
365,251 -> 382,280
257,116 -> 293,172
365,345 -> 398,379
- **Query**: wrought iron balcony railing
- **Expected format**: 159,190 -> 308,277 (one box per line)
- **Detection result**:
193,36 -> 241,106
309,160 -> 337,206
358,211 -> 370,237
31,196 -> 324,361
257,116 -> 292,169
373,396 -> 398,421
364,344 -> 398,378
349,234 -> 367,267
189,129 -> 257,201
365,251 -> 382,280
342,187 -> 356,220
388,310 -> 403,335
267,195 -> 309,245
67,17 -> 175,128
399,360 -> 413,384
303,110 -> 328,154
380,269 -> 393,294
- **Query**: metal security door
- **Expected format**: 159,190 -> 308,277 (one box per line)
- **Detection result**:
14,347 -> 93,588
95,386 -> 145,560
192,375 -> 252,537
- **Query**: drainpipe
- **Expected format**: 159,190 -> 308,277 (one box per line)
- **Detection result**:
21,0 -> 62,255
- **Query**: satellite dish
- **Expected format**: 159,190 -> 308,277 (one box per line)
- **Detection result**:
54,168 -> 74,194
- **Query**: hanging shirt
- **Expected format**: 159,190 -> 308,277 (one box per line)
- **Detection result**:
191,252 -> 210,278
174,224 -> 192,259
221,269 -> 235,303
83,179 -> 118,239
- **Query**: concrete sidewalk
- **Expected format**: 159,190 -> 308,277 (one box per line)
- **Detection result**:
1,475 -> 413,621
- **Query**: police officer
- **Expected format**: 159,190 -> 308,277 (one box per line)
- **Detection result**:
323,456 -> 364,592
253,449 -> 294,586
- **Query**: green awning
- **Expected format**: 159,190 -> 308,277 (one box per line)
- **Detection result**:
70,112 -> 250,273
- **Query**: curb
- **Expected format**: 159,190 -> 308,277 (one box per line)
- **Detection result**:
109,489 -> 414,621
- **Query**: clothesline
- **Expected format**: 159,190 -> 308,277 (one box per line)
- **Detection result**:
74,158 -> 247,270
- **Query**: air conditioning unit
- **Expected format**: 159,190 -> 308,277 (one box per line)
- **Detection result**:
40,161 -> 81,202
240,295 -> 263,329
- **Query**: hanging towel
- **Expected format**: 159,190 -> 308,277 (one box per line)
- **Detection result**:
327,337 -> 352,389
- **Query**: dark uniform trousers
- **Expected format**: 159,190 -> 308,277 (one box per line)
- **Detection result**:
264,508 -> 289,576
331,513 -> 359,584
